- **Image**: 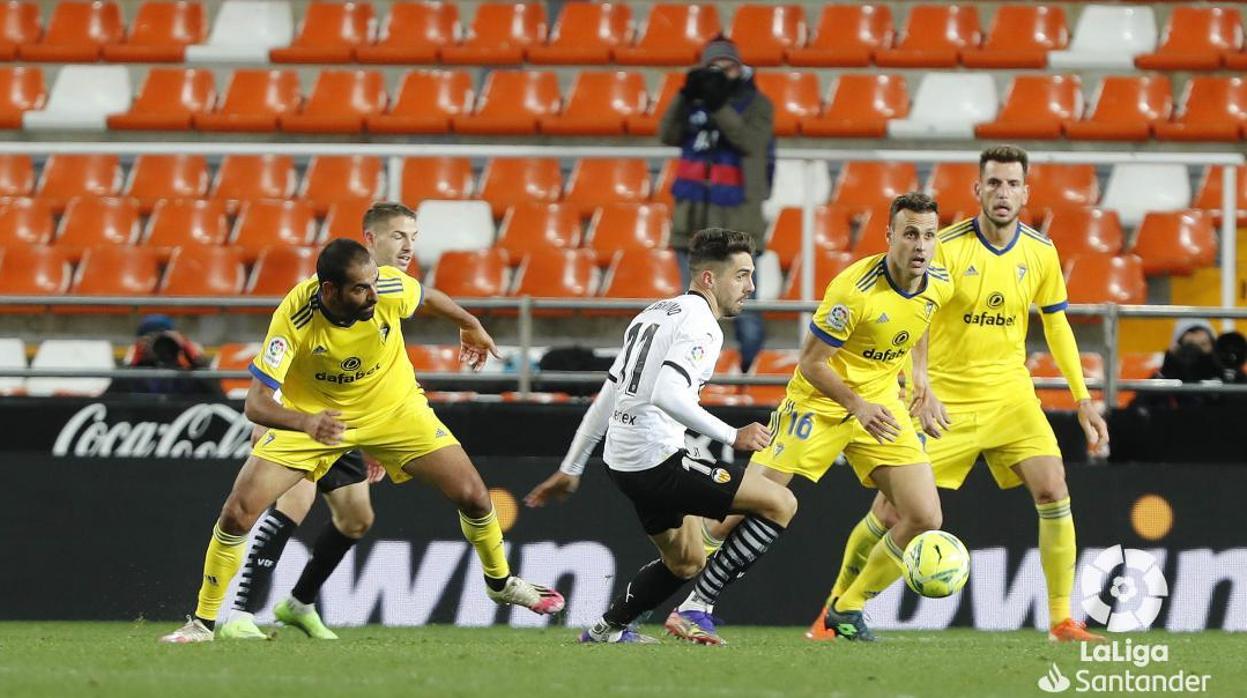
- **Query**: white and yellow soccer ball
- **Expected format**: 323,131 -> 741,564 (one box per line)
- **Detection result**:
902,530 -> 971,598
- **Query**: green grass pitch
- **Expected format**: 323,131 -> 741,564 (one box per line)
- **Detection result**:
0,623 -> 1241,698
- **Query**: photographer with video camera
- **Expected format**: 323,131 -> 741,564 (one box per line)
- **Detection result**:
107,314 -> 223,396
659,35 -> 774,372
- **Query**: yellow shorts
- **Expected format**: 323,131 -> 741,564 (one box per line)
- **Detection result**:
751,396 -> 928,488
251,393 -> 460,484
924,394 -> 1061,490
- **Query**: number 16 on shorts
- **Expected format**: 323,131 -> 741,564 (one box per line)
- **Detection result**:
770,399 -> 814,441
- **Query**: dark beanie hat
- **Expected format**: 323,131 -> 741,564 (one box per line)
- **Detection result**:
700,34 -> 742,68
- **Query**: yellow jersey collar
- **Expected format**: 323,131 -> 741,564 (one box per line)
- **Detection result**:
971,217 -> 1021,256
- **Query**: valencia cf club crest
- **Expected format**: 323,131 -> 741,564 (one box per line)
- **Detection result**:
712,468 -> 732,484
379,323 -> 391,343
1017,264 -> 1028,282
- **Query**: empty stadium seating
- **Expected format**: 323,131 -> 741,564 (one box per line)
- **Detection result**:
1193,165 -> 1247,225
762,159 -> 832,222
453,70 -> 559,135
787,4 -> 892,67
1101,164 -> 1191,227
976,75 -> 1082,140
614,3 -> 720,66
413,200 -> 494,267
888,72 -> 996,139
1043,208 -> 1124,258
71,244 -> 160,296
271,1 -> 373,64
540,71 -> 647,136
478,158 -> 562,218
1027,164 -> 1100,212
440,2 -> 546,65
767,205 -> 853,270
37,154 -> 123,211
0,155 -> 34,198
1064,254 -> 1147,305
407,344 -> 462,374
25,338 -> 113,396
402,156 -> 474,203
0,197 -> 54,245
744,349 -> 799,405
247,245 -> 316,295
1028,352 -> 1104,411
300,155 -> 384,215
1154,77 -> 1247,142
0,243 -> 70,295
1131,210 -> 1217,276
144,199 -> 230,249
623,71 -> 681,136
0,2 -> 40,61
961,5 -> 1068,69
924,162 -> 980,223
194,69 -> 300,132
367,70 -> 472,135
755,71 -> 819,137
832,161 -> 919,214
322,198 -> 372,240
600,249 -> 681,299
511,248 -> 600,301
1065,75 -> 1172,141
0,66 -> 45,128
562,159 -> 651,215
19,0 -> 123,62
431,248 -> 510,298
186,0 -> 293,63
160,245 -> 246,297
214,342 -> 259,396
495,203 -> 582,258
528,2 -> 632,65
107,68 -> 215,131
355,1 -> 456,64
280,69 -> 386,134
1136,6 -> 1243,71
124,154 -> 210,213
780,249 -> 853,302
231,199 -> 316,261
730,4 -> 806,67
23,65 -> 131,131
210,155 -> 297,212
56,197 -> 139,252
585,202 -> 671,264
1050,5 -> 1157,69
875,4 -> 980,68
801,74 -> 907,138
103,1 -> 206,62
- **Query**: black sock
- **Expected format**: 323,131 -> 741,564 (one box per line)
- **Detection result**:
194,615 -> 215,630
602,559 -> 690,627
484,574 -> 509,592
691,516 -> 785,607
233,508 -> 296,614
290,522 -> 358,605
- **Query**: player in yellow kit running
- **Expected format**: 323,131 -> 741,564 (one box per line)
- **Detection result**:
810,145 -> 1110,643
160,238 -> 564,643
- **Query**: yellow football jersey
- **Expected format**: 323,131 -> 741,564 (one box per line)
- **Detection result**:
929,218 -> 1069,405
787,253 -> 955,414
249,265 -> 424,426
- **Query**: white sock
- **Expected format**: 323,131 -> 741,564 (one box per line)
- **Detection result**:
230,610 -> 255,623
285,597 -> 313,614
590,619 -> 623,642
677,591 -> 713,614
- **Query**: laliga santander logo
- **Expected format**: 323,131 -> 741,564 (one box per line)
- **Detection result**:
1080,545 -> 1168,632
1037,663 -> 1071,693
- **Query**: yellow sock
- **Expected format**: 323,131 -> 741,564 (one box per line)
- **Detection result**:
1038,497 -> 1076,626
837,532 -> 905,612
194,522 -> 248,622
827,511 -> 887,606
459,508 -> 510,580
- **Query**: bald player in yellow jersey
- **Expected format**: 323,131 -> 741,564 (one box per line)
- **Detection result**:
160,238 -> 565,643
813,145 -> 1110,643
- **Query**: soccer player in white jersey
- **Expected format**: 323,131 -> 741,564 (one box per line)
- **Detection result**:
526,228 -> 798,645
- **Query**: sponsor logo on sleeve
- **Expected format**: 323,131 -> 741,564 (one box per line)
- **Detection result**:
827,304 -> 849,332
263,337 -> 288,368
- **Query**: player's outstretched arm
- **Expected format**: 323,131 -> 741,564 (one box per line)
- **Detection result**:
907,330 -> 952,438
525,378 -> 619,507
798,331 -> 900,444
243,378 -> 345,445
416,287 -> 501,371
1040,310 -> 1110,453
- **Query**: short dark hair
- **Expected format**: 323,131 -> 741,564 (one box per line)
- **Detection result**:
362,202 -> 417,235
888,191 -> 939,225
317,238 -> 373,287
980,144 -> 1029,176
688,227 -> 754,271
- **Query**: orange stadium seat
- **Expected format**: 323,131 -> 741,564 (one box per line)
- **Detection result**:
194,69 -> 301,133
19,0 -> 123,62
144,199 -> 229,249
767,205 -> 852,270
495,202 -> 582,258
1042,207 -> 1124,258
0,66 -> 45,129
786,4 -> 893,67
367,69 -> 472,135
651,158 -> 677,208
755,71 -> 819,137
107,67 -> 215,131
231,200 -> 316,262
210,155 -> 296,213
744,349 -> 800,405
1064,76 -> 1172,142
214,342 -> 258,396
478,158 -> 562,218
300,156 -> 384,216
159,245 -> 245,296
730,4 -> 807,67
407,344 -> 461,373
402,156 -> 474,203
37,155 -> 122,212
1136,7 -> 1243,71
1131,209 -> 1216,276
102,1 -> 206,62
1192,165 -> 1247,226
71,245 -> 160,296
1154,77 -> 1247,142
925,162 -> 980,223
600,248 -> 681,299
780,250 -> 853,305
124,154 -> 209,213
432,249 -> 510,297
586,202 -> 670,264
850,208 -> 893,258
0,2 -> 40,61
1027,164 -> 1100,213
453,70 -> 559,136
1064,254 -> 1146,305
562,158 -> 652,216
440,2 -> 545,65
1227,47 -> 1247,71
624,71 -> 682,136
540,70 -> 647,136
831,162 -> 918,214
270,1 -> 373,63
875,4 -> 980,68
975,75 -> 1081,140
355,1 -> 456,64
512,248 -> 599,302
0,198 -> 54,245
962,5 -> 1068,69
0,244 -> 70,295
0,155 -> 33,197
1117,352 -> 1162,407
614,3 -> 720,66
701,348 -> 742,402
322,198 -> 372,240
801,74 -> 907,138
281,69 -> 386,134
528,1 -> 632,65
1028,352 -> 1103,411
247,245 -> 316,295
55,197 -> 139,251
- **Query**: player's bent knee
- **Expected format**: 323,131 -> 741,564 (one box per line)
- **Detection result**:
770,487 -> 798,525
219,498 -> 259,536
336,511 -> 374,539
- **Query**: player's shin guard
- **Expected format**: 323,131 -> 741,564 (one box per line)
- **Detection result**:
828,511 -> 888,606
195,522 -> 249,623
1037,497 -> 1076,625
291,522 -> 357,605
836,532 -> 904,612
687,516 -> 785,609
602,559 -> 689,627
459,508 -> 510,581
233,508 -> 296,614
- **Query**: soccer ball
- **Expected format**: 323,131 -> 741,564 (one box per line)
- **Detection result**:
902,530 -> 971,598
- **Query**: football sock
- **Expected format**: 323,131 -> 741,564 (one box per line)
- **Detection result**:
233,508 -> 296,613
836,532 -> 904,612
291,522 -> 357,605
1037,497 -> 1076,626
194,522 -> 248,623
700,518 -> 725,556
602,559 -> 689,627
828,510 -> 888,606
459,508 -> 511,582
687,516 -> 785,609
